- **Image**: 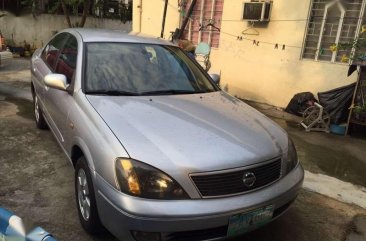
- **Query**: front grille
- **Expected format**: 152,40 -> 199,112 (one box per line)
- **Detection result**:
191,158 -> 282,197
163,225 -> 227,241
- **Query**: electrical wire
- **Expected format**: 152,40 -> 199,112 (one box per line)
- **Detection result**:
160,0 -> 366,23
219,30 -> 304,49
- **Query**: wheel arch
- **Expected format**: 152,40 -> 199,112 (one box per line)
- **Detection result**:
71,138 -> 95,172
71,145 -> 83,167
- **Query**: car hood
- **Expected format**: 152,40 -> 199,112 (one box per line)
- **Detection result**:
86,91 -> 288,173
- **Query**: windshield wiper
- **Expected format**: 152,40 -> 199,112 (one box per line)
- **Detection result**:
86,89 -> 214,96
139,89 -> 211,96
85,90 -> 139,96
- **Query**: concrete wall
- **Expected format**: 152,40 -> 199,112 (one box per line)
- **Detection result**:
132,0 -> 358,107
0,12 -> 132,49
132,0 -> 180,39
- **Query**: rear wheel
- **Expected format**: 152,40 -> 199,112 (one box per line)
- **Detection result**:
75,156 -> 103,234
33,95 -> 48,129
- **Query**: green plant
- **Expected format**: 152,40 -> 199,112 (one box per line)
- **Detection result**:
48,1 -> 61,14
354,104 -> 366,113
331,26 -> 366,62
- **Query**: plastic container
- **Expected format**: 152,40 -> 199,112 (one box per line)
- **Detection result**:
330,124 -> 347,135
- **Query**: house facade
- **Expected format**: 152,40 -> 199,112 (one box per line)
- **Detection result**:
132,0 -> 363,107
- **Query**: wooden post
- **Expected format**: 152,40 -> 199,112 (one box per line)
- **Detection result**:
345,66 -> 361,135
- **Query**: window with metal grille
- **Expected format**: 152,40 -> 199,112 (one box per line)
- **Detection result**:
302,0 -> 366,63
180,0 -> 224,48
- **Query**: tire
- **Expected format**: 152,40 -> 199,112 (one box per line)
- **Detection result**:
75,156 -> 103,234
33,94 -> 48,129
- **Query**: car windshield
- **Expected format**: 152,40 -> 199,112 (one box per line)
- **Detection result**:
84,42 -> 218,95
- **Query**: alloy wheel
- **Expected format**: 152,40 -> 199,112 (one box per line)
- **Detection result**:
77,169 -> 91,221
34,96 -> 40,122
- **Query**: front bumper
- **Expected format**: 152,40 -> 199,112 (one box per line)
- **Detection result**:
95,164 -> 304,241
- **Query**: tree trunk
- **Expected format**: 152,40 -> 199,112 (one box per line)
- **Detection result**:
60,0 -> 72,27
79,0 -> 90,27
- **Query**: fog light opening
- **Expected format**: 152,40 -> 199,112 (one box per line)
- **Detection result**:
131,230 -> 162,241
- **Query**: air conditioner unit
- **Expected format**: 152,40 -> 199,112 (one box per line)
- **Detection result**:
243,1 -> 272,22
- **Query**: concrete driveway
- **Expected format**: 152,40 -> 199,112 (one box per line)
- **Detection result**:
1,58 -> 365,241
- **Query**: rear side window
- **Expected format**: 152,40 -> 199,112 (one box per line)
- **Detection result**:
41,33 -> 67,71
54,35 -> 78,84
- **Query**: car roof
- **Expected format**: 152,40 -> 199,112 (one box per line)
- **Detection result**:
64,28 -> 175,46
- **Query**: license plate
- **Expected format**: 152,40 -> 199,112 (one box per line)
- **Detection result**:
227,205 -> 274,237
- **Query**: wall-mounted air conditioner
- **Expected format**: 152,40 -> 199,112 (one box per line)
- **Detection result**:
243,1 -> 272,22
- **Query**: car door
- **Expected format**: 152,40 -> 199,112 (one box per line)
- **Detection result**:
44,33 -> 79,151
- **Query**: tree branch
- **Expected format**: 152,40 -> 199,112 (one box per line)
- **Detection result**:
79,0 -> 90,27
60,0 -> 72,27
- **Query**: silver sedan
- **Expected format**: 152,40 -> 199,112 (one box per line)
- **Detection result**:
31,28 -> 304,241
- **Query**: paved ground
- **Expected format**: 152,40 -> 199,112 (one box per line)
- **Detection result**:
1,58 -> 366,241
247,101 -> 366,188
1,97 -> 365,241
0,58 -> 32,100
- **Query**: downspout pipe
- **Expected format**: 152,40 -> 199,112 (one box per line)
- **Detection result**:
161,0 -> 168,38
138,0 -> 142,32
177,0 -> 197,39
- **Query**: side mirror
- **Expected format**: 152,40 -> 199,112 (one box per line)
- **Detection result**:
209,73 -> 220,85
44,74 -> 68,91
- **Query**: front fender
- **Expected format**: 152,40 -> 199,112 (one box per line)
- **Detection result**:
72,136 -> 96,172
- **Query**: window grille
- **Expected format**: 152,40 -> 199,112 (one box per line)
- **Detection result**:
303,0 -> 366,63
181,0 -> 224,48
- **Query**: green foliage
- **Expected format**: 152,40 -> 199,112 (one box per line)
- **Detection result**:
3,0 -> 42,16
3,0 -> 131,22
354,104 -> 366,113
20,0 -> 34,7
94,0 -> 132,22
48,1 -> 61,14
66,0 -> 85,14
333,29 -> 366,62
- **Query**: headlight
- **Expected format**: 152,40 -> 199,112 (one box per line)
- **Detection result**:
286,138 -> 299,174
115,158 -> 189,199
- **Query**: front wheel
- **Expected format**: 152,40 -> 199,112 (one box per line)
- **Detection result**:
33,95 -> 48,129
75,157 -> 103,234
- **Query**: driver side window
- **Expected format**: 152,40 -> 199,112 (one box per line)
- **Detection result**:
54,34 -> 78,84
41,34 -> 67,71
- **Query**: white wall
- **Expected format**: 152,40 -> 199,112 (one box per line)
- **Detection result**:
0,12 -> 132,48
210,0 -> 358,107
